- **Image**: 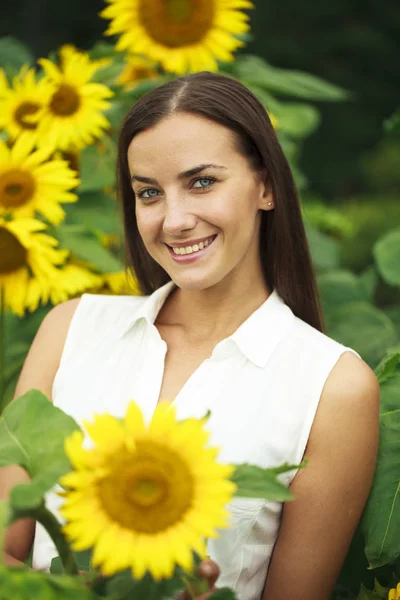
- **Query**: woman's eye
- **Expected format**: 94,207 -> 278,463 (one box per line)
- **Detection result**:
192,177 -> 215,189
138,188 -> 159,200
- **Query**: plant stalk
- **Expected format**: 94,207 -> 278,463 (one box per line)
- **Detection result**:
11,505 -> 79,575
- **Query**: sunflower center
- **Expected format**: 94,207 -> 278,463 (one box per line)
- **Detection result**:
0,169 -> 36,208
0,227 -> 27,273
50,84 -> 81,116
139,0 -> 215,47
98,440 -> 194,533
14,102 -> 40,130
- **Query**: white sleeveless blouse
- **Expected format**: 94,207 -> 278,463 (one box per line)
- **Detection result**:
32,281 -> 359,599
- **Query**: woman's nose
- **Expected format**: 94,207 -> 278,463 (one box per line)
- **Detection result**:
162,201 -> 197,235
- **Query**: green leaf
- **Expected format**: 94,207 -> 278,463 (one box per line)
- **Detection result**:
105,569 -> 183,600
355,580 -> 389,600
65,190 -> 121,236
318,270 -> 369,315
305,223 -> 341,270
0,37 -> 34,75
0,566 -> 95,600
231,463 -> 302,502
55,224 -> 123,273
375,352 -> 400,385
274,102 -> 321,138
385,109 -> 400,135
236,55 -> 349,101
373,229 -> 400,287
0,501 -> 10,562
326,302 -> 398,368
359,266 -> 379,303
208,588 -> 238,599
362,371 -> 400,567
0,390 -> 80,510
79,138 -> 117,193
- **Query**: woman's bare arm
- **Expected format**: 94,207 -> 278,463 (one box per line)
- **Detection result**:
262,351 -> 380,600
1,299 -> 80,566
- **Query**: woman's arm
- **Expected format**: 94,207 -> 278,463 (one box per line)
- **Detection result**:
262,351 -> 380,600
1,298 -> 80,566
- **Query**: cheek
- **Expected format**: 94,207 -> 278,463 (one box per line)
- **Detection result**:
135,207 -> 159,242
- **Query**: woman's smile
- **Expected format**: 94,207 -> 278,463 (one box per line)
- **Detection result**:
166,234 -> 218,263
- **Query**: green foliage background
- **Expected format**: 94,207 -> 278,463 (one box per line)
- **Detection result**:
0,1 -> 399,599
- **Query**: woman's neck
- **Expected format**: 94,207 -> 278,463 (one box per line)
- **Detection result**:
156,270 -> 271,344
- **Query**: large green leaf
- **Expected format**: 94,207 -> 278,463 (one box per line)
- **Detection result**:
375,352 -> 400,385
55,224 -> 123,273
318,270 -> 369,315
231,463 -> 302,501
362,367 -> 400,568
326,302 -> 398,367
274,102 -> 321,138
235,55 -> 349,100
0,390 -> 80,510
208,589 -> 238,599
0,566 -> 95,600
385,109 -> 400,135
0,37 -> 34,75
79,138 -> 117,193
355,581 -> 389,600
105,569 -> 184,600
0,501 -> 10,561
305,223 -> 341,270
65,190 -> 121,236
373,229 -> 400,287
359,266 -> 379,303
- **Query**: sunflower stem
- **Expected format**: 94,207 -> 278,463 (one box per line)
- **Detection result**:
10,505 -> 79,575
0,288 -> 5,414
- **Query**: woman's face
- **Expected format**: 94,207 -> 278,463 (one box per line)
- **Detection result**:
127,112 -> 273,292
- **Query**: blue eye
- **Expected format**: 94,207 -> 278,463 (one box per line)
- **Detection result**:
192,177 -> 215,189
138,188 -> 159,199
136,176 -> 216,201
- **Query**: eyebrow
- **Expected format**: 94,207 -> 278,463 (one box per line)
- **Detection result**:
130,163 -> 227,184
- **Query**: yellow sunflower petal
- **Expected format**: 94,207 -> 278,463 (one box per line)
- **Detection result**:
100,0 -> 254,74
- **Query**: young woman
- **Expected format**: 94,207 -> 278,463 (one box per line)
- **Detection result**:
1,72 -> 379,600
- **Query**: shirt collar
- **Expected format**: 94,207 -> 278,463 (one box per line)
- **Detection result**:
120,282 -> 294,368
229,290 -> 294,368
120,280 -> 176,335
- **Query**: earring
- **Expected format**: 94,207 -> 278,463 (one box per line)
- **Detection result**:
267,202 -> 273,207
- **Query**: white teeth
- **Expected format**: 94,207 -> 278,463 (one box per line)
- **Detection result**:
171,236 -> 214,256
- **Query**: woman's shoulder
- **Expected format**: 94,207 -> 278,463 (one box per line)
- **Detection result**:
285,310 -> 359,359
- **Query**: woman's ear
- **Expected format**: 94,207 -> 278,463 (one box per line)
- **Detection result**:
258,172 -> 274,211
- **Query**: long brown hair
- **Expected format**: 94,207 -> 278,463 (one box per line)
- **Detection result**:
117,71 -> 326,332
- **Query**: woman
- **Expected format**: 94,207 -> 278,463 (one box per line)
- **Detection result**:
1,72 -> 379,600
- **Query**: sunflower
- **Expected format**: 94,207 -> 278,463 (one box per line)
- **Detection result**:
0,136 -> 79,225
59,44 -> 112,72
0,216 -> 68,316
60,401 -> 236,579
100,270 -> 141,295
389,584 -> 400,600
25,263 -> 104,312
115,55 -> 159,90
37,48 -> 113,151
0,66 -> 52,145
100,0 -> 254,75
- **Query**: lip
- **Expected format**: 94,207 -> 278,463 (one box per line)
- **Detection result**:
166,234 -> 217,263
166,234 -> 216,249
